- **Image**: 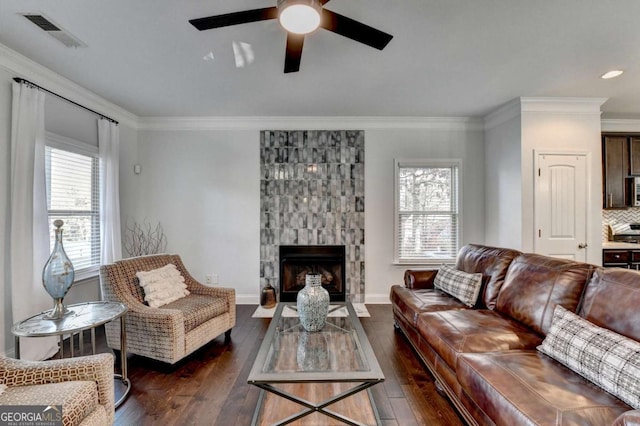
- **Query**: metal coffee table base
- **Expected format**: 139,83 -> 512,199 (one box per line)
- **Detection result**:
251,380 -> 383,426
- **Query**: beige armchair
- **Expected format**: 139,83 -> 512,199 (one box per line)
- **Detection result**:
0,354 -> 114,426
100,254 -> 236,364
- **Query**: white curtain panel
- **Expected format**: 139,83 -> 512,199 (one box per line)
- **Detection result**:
9,82 -> 58,360
98,118 -> 122,264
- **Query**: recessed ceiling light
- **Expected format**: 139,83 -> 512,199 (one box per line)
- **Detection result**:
601,70 -> 624,79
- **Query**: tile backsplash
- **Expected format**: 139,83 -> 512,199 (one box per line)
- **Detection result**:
602,208 -> 640,240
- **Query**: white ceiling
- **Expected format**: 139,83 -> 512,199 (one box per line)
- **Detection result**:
1,0 -> 639,118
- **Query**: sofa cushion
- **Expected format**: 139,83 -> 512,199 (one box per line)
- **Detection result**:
580,267 -> 640,341
455,244 -> 522,309
417,309 -> 543,371
137,263 -> 190,308
458,350 -> 631,426
0,381 -> 99,426
390,285 -> 468,328
163,294 -> 228,333
434,265 -> 483,307
613,410 -> 640,426
539,305 -> 640,409
495,253 -> 594,336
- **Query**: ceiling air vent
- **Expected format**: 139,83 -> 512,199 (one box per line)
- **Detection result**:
20,13 -> 87,48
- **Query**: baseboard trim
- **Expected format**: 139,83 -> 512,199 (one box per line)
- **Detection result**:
236,294 -> 260,305
364,294 -> 391,304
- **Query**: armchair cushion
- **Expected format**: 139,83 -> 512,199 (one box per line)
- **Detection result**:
163,294 -> 228,333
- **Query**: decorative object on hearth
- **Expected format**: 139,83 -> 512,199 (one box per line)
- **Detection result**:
42,220 -> 75,320
123,218 -> 167,257
188,0 -> 393,73
296,273 -> 330,332
260,284 -> 277,309
297,331 -> 329,371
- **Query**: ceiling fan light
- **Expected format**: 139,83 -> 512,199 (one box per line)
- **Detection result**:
278,0 -> 321,35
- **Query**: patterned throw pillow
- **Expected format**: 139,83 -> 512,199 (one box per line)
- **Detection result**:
433,264 -> 483,307
538,305 -> 640,409
136,263 -> 190,308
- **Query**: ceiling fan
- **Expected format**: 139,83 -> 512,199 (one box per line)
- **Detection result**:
189,0 -> 393,73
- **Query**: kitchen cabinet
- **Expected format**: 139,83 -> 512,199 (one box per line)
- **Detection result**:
602,248 -> 640,269
631,137 -> 640,175
602,135 -> 629,208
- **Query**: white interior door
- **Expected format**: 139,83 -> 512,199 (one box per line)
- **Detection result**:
535,153 -> 589,261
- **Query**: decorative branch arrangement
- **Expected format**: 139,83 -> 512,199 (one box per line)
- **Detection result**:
123,219 -> 168,257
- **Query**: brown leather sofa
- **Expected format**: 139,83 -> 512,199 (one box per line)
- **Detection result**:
390,244 -> 640,426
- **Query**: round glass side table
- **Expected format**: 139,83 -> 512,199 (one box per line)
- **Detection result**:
11,301 -> 130,408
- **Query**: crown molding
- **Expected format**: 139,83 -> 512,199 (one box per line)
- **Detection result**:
520,97 -> 607,114
483,98 -> 522,131
0,42 -> 138,128
601,119 -> 640,132
137,116 -> 484,131
484,97 -> 608,131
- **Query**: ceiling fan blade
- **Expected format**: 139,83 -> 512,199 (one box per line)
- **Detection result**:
320,9 -> 393,50
284,33 -> 305,73
189,7 -> 278,31
320,0 -> 331,4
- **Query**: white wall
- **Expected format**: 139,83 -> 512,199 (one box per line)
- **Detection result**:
484,106 -> 523,248
484,98 -> 604,264
131,129 -> 261,304
127,121 -> 486,304
521,101 -> 604,264
365,126 -> 485,302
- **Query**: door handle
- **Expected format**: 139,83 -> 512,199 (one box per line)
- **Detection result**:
578,243 -> 588,249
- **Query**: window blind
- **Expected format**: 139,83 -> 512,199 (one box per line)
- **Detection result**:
45,145 -> 101,276
396,162 -> 459,262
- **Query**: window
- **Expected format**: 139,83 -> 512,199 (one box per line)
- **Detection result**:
45,133 -> 100,280
394,159 -> 460,263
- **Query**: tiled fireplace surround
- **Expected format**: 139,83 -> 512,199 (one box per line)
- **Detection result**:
259,130 -> 365,302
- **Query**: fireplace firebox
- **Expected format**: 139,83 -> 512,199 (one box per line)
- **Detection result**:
279,245 -> 346,302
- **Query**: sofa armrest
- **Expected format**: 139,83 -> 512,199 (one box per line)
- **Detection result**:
613,410 -> 640,426
404,269 -> 438,289
0,354 -> 115,423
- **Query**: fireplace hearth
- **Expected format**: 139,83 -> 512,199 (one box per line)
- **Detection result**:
279,245 -> 346,302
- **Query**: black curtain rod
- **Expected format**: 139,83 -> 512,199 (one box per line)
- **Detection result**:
13,77 -> 119,125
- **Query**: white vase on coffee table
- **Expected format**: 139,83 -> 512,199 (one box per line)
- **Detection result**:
297,273 -> 330,332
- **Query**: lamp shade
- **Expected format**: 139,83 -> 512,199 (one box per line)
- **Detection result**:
278,0 -> 322,35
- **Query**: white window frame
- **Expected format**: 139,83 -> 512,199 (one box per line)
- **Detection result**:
45,132 -> 101,281
393,158 -> 462,265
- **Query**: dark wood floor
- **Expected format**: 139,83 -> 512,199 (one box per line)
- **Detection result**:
107,304 -> 463,426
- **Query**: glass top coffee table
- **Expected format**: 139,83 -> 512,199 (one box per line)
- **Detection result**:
248,302 -> 384,426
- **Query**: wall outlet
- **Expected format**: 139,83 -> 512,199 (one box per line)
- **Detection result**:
205,275 -> 213,285
211,274 -> 219,285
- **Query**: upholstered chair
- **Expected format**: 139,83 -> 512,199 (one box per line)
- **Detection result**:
100,254 -> 236,364
0,353 -> 115,426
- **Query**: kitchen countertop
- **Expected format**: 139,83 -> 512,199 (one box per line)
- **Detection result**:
603,242 -> 640,249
